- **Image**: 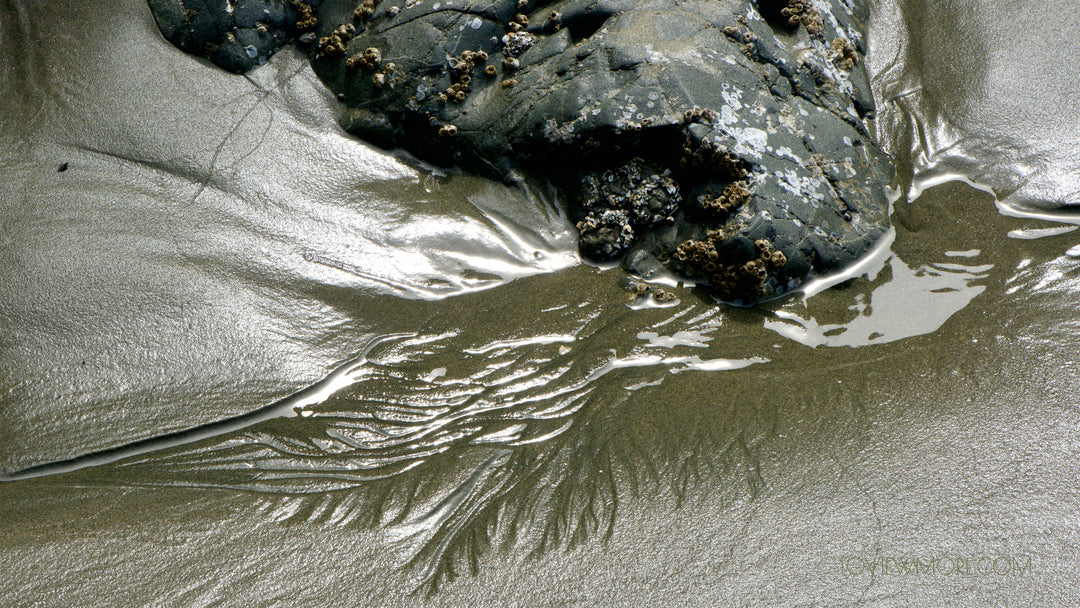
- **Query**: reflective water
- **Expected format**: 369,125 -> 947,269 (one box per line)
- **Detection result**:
870,0 -> 1080,214
2,0 -> 1079,605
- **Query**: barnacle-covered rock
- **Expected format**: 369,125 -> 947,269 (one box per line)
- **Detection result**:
575,159 -> 681,261
147,0 -> 893,303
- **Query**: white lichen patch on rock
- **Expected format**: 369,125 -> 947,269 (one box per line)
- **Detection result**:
776,169 -> 827,204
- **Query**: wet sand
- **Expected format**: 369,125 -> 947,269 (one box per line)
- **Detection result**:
2,0 -> 1079,605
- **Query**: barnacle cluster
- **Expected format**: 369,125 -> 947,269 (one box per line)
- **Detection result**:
723,22 -> 762,56
575,159 -> 681,261
620,278 -> 651,302
508,13 -> 529,32
675,234 -> 787,300
621,278 -> 677,303
683,107 -> 717,124
292,0 -> 317,30
576,211 -> 634,261
441,50 -> 488,103
548,11 -> 562,31
699,181 -> 750,219
318,23 -> 356,56
501,31 -> 538,57
346,46 -> 381,70
781,1 -> 824,37
371,62 -> 398,88
680,111 -> 748,179
354,0 -> 378,19
680,138 -> 748,181
829,37 -> 857,70
650,288 -> 678,302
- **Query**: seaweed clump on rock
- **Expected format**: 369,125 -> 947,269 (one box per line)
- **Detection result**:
148,0 -> 894,304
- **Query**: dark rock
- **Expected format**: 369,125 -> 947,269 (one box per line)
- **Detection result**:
147,0 -> 893,303
147,0 -> 296,72
621,248 -> 666,280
